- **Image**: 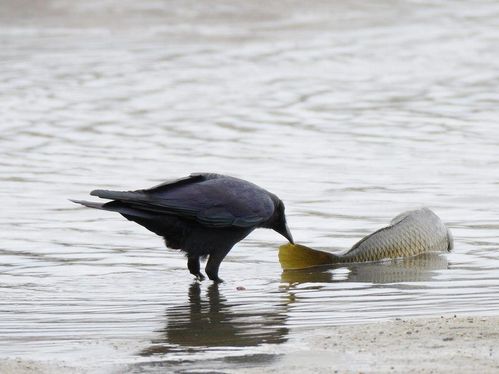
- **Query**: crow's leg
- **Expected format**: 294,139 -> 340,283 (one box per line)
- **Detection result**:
187,256 -> 205,281
205,247 -> 231,283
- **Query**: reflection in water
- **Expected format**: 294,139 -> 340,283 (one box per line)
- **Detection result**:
140,283 -> 288,356
140,254 -> 448,358
281,253 -> 449,284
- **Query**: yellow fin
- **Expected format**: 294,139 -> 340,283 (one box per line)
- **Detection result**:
278,243 -> 337,270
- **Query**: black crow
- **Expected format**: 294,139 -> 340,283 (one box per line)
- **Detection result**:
71,173 -> 293,282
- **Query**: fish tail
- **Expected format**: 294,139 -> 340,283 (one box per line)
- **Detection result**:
278,243 -> 340,270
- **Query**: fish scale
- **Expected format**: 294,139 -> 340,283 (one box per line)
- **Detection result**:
340,208 -> 450,262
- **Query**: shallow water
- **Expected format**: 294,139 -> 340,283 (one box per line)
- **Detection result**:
1,0 -> 499,372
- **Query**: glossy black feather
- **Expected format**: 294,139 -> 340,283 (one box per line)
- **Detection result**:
90,173 -> 275,228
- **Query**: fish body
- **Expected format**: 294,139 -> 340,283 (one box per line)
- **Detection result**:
339,207 -> 452,263
279,208 -> 452,270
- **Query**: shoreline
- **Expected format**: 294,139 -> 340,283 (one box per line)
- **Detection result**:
243,315 -> 499,373
1,315 -> 498,373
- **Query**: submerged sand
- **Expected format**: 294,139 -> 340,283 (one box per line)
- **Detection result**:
1,316 -> 498,373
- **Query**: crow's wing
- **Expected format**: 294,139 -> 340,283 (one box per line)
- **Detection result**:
90,174 -> 275,228
145,173 -> 218,192
90,173 -> 213,203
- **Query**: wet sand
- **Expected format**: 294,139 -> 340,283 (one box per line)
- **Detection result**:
244,315 -> 499,374
2,315 -> 498,373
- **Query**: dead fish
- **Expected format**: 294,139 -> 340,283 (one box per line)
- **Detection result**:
279,207 -> 453,270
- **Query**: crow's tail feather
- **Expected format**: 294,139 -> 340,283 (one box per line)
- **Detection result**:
70,199 -> 106,210
90,189 -> 145,201
71,199 -> 157,219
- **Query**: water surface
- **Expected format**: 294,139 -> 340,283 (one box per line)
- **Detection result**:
1,0 -> 499,372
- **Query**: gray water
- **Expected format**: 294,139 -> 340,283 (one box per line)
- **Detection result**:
1,0 -> 499,372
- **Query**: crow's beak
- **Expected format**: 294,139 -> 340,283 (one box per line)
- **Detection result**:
276,222 -> 294,244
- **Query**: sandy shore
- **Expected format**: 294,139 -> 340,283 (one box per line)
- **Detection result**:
1,316 -> 498,374
243,315 -> 499,374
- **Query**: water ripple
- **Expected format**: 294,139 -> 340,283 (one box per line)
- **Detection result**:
2,0 -> 499,371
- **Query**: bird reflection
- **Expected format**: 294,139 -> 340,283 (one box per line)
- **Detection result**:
281,253 -> 449,284
140,282 -> 288,356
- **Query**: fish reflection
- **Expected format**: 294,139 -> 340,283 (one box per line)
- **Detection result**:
281,253 -> 449,284
140,282 -> 288,356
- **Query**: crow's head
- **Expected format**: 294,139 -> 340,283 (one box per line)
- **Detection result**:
269,198 -> 294,244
